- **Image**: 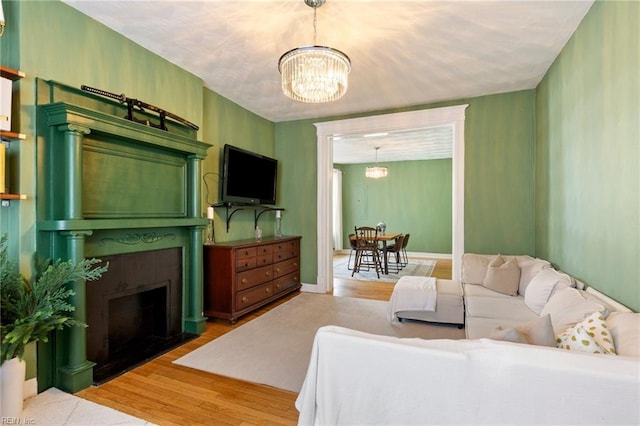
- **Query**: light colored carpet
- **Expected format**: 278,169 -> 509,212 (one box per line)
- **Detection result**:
173,293 -> 464,393
333,253 -> 436,282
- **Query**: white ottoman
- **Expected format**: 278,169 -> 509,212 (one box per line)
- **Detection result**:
391,277 -> 465,328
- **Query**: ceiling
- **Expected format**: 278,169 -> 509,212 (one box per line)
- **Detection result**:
61,0 -> 593,163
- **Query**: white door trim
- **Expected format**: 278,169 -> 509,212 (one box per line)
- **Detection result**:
309,105 -> 468,293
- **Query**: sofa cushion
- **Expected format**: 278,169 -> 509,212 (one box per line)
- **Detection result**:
436,279 -> 464,297
482,255 -> 520,296
462,254 -> 553,296
466,317 -> 527,339
490,326 -> 528,344
606,312 -> 640,357
461,253 -> 492,285
463,283 -> 513,299
490,314 -> 556,347
465,296 -> 539,322
541,287 -> 605,335
557,312 -> 616,355
516,256 -> 552,295
524,268 -> 574,315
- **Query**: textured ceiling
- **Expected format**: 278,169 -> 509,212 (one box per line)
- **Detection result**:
61,0 -> 593,162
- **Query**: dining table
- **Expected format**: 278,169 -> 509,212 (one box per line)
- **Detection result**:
351,232 -> 402,275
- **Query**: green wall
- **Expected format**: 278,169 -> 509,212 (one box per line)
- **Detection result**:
337,159 -> 452,254
276,89 -> 537,286
535,0 -> 639,311
201,90 -> 276,242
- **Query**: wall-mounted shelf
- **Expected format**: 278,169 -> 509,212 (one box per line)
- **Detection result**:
1,66 -> 27,206
1,131 -> 26,141
1,193 -> 27,207
0,65 -> 26,81
212,202 -> 284,232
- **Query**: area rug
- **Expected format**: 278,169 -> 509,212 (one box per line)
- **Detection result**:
173,293 -> 464,393
333,254 -> 436,282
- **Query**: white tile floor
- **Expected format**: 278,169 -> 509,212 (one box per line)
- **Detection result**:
20,388 -> 155,425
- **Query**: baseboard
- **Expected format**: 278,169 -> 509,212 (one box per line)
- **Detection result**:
301,283 -> 325,293
24,377 -> 37,399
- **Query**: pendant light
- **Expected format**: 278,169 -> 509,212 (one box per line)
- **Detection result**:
278,0 -> 351,103
365,147 -> 388,179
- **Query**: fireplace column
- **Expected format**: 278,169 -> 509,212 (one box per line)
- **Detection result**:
54,124 -> 96,392
185,154 -> 206,334
58,230 -> 95,392
59,124 -> 89,219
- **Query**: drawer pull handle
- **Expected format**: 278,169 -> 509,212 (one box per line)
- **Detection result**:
241,278 -> 248,284
265,287 -> 271,294
265,271 -> 271,277
294,262 -> 299,267
276,283 -> 281,289
241,296 -> 249,303
276,267 -> 281,273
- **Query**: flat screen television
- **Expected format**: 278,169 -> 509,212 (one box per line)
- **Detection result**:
221,144 -> 278,205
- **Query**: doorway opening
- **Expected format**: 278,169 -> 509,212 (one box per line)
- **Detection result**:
312,105 -> 468,293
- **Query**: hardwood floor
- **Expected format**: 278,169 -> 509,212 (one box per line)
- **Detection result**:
75,257 -> 452,425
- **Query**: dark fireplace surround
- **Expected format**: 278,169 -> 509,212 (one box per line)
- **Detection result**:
36,80 -> 210,392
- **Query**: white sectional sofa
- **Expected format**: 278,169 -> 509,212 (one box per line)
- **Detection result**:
296,253 -> 640,425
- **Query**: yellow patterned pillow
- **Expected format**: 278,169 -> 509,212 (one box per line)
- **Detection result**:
557,312 -> 616,355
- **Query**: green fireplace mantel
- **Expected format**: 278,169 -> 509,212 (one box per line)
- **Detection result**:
36,96 -> 211,393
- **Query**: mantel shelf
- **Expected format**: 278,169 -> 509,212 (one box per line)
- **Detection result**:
212,203 -> 284,232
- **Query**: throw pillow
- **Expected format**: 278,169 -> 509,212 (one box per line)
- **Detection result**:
541,287 -> 605,335
490,314 -> 556,347
461,253 -> 491,285
606,312 -> 640,357
516,256 -> 551,295
557,312 -> 616,355
524,268 -> 573,315
482,255 -> 520,296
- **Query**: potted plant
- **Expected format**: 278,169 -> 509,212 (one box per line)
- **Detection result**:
0,235 -> 108,416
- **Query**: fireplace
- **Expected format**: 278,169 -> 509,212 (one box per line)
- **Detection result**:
86,248 -> 196,383
36,79 -> 211,392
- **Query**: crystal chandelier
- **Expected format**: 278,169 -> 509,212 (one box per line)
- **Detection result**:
278,0 -> 351,103
365,147 -> 388,179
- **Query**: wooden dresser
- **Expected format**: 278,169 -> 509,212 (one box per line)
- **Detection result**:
203,236 -> 301,324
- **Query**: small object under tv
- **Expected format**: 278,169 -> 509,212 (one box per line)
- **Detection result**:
221,144 -> 278,205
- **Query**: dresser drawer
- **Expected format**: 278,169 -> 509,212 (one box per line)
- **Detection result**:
237,265 -> 273,291
236,282 -> 273,310
273,257 -> 300,278
235,256 -> 257,271
235,247 -> 257,260
272,240 -> 299,261
256,244 -> 274,256
273,271 -> 300,294
257,253 -> 273,266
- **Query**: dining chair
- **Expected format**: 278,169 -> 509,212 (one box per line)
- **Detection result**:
347,233 -> 358,270
382,233 -> 405,273
399,233 -> 410,267
352,226 -> 383,278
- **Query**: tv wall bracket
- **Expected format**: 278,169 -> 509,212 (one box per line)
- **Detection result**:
213,203 -> 284,232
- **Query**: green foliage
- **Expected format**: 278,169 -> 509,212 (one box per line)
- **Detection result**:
0,235 -> 108,364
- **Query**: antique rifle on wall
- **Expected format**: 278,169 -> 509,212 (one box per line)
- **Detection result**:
80,85 -> 199,131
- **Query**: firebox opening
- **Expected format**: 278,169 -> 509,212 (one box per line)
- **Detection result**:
87,248 -> 197,385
